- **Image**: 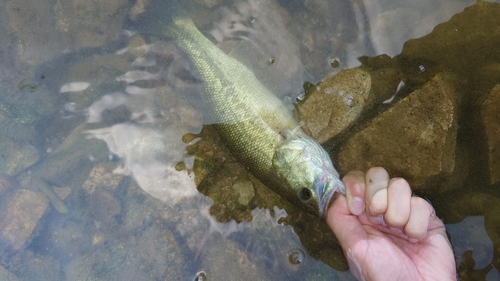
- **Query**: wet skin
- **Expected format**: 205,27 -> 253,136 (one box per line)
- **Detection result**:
327,167 -> 456,281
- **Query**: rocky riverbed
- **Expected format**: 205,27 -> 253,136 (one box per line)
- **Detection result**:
0,0 -> 499,280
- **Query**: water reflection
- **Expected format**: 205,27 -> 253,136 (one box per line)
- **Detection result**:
447,216 -> 493,270
208,0 -> 305,98
0,0 -> 499,280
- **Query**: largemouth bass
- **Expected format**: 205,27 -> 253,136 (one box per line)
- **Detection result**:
135,1 -> 345,216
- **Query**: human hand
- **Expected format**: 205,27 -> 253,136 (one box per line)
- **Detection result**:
327,167 -> 456,281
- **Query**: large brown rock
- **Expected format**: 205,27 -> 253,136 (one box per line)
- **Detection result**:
297,68 -> 372,143
0,189 -> 49,251
398,1 -> 500,88
481,84 -> 500,185
339,73 -> 458,189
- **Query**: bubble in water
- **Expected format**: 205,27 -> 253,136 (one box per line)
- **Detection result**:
194,271 -> 207,281
419,65 -> 425,72
344,95 -> 354,106
288,248 -> 305,265
324,87 -> 333,94
330,57 -> 340,68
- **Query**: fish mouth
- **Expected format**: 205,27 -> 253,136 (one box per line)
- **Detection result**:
318,179 -> 346,217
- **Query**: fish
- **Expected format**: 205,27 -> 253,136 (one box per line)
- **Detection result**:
134,0 -> 345,216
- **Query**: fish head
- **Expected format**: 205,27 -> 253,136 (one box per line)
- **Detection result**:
273,134 -> 345,217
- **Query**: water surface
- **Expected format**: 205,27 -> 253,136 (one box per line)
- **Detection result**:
0,0 -> 499,280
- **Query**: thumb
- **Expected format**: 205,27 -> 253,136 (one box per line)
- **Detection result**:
326,194 -> 368,250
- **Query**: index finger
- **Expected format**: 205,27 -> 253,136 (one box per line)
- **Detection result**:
365,167 -> 390,215
342,170 -> 366,216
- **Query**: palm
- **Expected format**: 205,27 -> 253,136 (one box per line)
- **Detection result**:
328,192 -> 456,281
327,168 -> 456,280
351,212 -> 454,280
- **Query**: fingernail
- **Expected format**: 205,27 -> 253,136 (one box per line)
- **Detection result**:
351,197 -> 364,215
368,214 -> 385,226
408,238 -> 418,243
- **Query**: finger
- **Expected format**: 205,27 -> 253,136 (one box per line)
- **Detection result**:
384,178 -> 412,228
327,194 -> 367,251
365,167 -> 390,215
404,197 -> 433,240
342,170 -> 366,216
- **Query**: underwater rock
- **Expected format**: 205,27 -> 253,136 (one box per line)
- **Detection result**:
10,250 -> 63,281
19,84 -> 58,118
339,73 -> 458,189
232,180 -> 255,206
61,54 -> 132,109
398,1 -> 500,87
188,126 -> 231,186
172,99 -> 204,129
0,265 -> 21,281
53,0 -> 128,48
208,0 -> 304,97
0,100 -> 29,124
0,174 -> 14,195
297,68 -> 372,143
6,0 -> 127,65
199,234 -> 275,280
122,185 -> 158,232
481,84 -> 500,185
64,220 -> 187,280
37,178 -> 69,214
199,161 -> 255,222
5,0 -> 65,65
357,54 -> 406,104
477,63 -> 500,94
89,190 -> 121,223
17,123 -> 109,188
49,219 -> 89,257
0,189 -> 49,251
288,4 -> 343,82
193,0 -> 223,9
82,163 -> 124,194
53,186 -> 72,200
0,140 -> 39,176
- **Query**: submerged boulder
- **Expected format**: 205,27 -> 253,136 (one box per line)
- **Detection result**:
0,189 -> 49,251
297,68 -> 373,144
481,84 -> 500,185
339,73 -> 458,190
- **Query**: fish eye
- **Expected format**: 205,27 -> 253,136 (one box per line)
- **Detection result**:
298,188 -> 312,201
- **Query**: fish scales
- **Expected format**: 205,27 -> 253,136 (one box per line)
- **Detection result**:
159,3 -> 345,216
169,17 -> 296,182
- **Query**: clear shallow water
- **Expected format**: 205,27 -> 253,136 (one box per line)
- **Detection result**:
0,0 -> 499,280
